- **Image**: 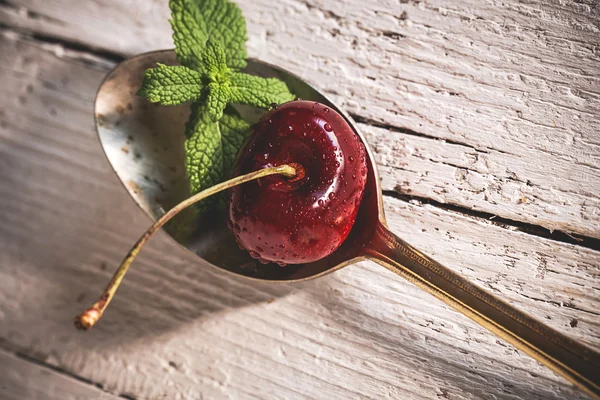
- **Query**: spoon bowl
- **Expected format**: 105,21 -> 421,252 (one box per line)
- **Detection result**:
95,50 -> 600,398
95,50 -> 382,281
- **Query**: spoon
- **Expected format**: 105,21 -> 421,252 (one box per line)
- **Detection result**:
94,50 -> 600,398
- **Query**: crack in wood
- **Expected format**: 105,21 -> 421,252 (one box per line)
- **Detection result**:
0,0 -> 65,25
351,113 -> 517,155
0,340 -> 134,399
382,190 -> 600,253
0,20 -> 124,65
515,292 -> 600,318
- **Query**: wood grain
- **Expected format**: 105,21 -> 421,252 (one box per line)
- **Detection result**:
0,348 -> 119,400
1,0 -> 599,239
0,29 -> 598,399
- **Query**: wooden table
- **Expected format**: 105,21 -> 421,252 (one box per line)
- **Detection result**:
0,1 -> 598,399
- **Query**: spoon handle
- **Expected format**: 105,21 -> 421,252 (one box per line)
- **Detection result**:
363,222 -> 600,399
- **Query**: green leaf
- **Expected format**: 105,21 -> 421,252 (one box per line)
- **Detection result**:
206,82 -> 232,121
220,106 -> 251,175
183,103 -> 250,201
200,41 -> 233,121
169,0 -> 247,71
201,39 -> 229,80
137,64 -> 203,105
229,72 -> 295,109
183,103 -> 250,200
193,0 -> 248,70
169,0 -> 207,70
184,102 -> 223,207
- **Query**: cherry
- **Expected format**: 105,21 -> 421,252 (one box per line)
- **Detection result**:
228,100 -> 368,265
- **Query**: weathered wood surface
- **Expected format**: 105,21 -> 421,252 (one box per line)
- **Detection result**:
0,348 -> 119,400
0,0 -> 598,399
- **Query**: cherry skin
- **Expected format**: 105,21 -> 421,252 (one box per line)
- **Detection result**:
228,100 -> 368,265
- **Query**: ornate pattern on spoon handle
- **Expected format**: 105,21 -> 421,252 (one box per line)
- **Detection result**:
364,222 -> 600,399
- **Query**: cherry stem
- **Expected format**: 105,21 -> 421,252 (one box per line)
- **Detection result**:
75,164 -> 297,331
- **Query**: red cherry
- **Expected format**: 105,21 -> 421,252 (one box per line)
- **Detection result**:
228,100 -> 367,265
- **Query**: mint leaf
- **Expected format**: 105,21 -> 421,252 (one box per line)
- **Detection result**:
170,0 -> 247,71
220,106 -> 251,174
201,39 -> 229,79
201,40 -> 233,121
206,82 -> 231,121
194,0 -> 248,70
137,64 -> 203,105
184,103 -> 250,201
184,102 -> 223,205
169,0 -> 206,70
229,72 -> 295,108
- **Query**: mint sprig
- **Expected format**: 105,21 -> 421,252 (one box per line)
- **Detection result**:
137,0 -> 296,210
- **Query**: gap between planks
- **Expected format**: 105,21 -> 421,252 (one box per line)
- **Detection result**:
0,341 -> 133,400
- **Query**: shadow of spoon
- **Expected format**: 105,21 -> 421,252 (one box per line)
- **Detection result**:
94,50 -> 600,398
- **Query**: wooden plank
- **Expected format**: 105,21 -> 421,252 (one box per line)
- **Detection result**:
0,0 -> 599,238
0,32 -> 598,399
0,348 -> 119,400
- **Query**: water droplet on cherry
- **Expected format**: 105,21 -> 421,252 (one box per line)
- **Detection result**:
278,125 -> 293,136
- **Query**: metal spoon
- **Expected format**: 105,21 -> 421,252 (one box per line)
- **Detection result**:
95,50 -> 600,398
